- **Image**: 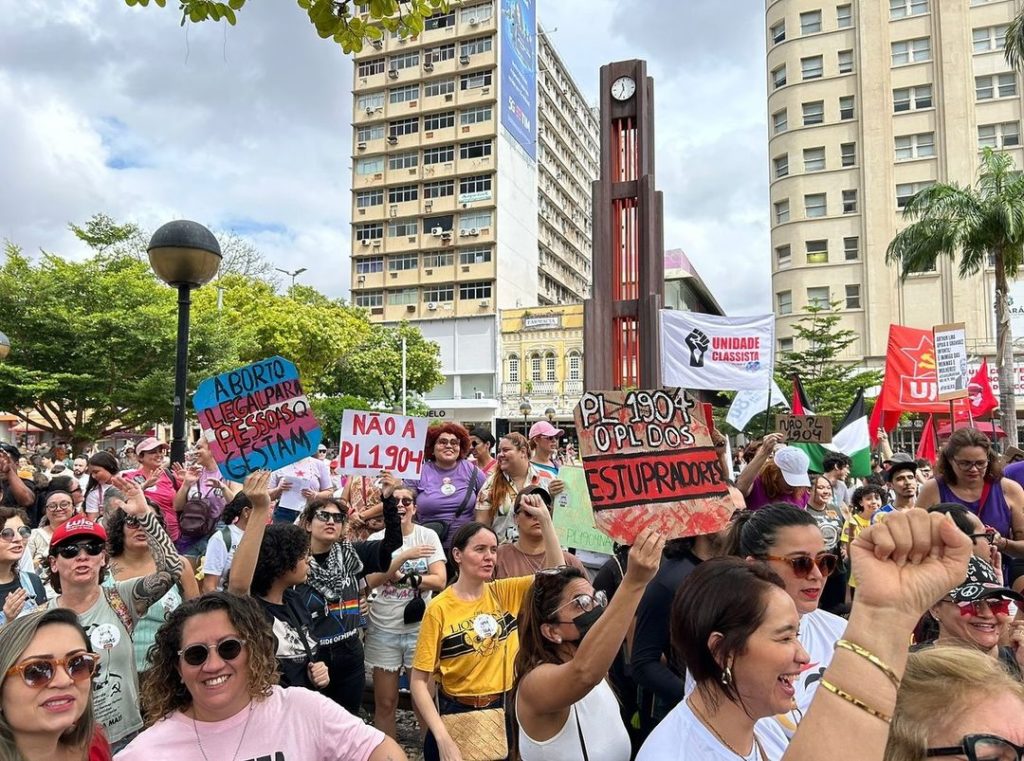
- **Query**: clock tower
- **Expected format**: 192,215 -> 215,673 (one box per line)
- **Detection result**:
584,59 -> 665,390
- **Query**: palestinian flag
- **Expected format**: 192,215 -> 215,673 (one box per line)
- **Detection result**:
793,389 -> 873,477
792,375 -> 815,415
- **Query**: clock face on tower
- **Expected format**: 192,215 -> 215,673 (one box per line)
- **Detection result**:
611,76 -> 636,101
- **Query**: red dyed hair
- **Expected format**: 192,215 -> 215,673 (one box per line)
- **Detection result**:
424,422 -> 472,461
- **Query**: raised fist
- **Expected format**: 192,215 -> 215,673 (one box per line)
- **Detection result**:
685,329 -> 710,367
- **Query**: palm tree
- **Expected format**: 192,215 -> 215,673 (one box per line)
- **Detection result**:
885,148 -> 1024,447
1005,9 -> 1024,73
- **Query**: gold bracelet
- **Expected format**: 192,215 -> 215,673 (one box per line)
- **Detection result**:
835,639 -> 900,688
819,679 -> 892,723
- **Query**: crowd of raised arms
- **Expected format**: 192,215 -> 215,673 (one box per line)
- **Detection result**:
0,421 -> 1021,761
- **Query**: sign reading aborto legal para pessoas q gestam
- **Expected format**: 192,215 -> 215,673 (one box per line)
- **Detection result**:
193,356 -> 322,481
573,388 -> 734,544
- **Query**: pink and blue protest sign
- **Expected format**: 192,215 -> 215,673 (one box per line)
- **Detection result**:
193,355 -> 322,480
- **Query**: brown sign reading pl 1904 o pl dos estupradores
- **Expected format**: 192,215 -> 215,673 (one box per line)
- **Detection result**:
775,414 -> 833,444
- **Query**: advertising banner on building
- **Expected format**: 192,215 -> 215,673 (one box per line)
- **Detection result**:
499,0 -> 537,160
660,311 -> 775,391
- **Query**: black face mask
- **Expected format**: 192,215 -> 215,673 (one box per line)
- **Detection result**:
563,606 -> 604,643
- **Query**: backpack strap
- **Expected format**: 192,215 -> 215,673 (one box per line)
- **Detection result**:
102,586 -> 135,638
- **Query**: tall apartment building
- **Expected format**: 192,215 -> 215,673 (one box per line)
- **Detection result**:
348,0 -> 597,427
767,0 -> 1022,368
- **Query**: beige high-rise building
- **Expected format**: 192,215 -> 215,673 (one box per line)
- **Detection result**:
348,0 -> 596,426
767,0 -> 1023,375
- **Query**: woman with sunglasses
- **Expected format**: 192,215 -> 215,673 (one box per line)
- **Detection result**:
725,504 -> 847,756
44,475 -> 182,753
411,494 -> 564,761
512,528 -> 664,761
27,490 -> 79,573
476,433 -> 557,545
364,485 -> 446,738
0,608 -> 108,761
0,507 -> 46,627
468,427 -> 497,477
115,592 -> 406,761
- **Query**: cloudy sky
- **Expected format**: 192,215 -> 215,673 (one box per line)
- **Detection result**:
0,0 -> 768,314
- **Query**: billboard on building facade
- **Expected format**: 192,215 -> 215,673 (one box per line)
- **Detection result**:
499,0 -> 537,160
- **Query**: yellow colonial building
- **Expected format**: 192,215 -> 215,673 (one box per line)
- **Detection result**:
497,303 -> 583,439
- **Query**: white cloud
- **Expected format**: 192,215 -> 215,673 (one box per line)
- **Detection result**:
0,0 -> 767,313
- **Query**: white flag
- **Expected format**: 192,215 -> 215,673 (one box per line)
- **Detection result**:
726,379 -> 791,431
661,311 -> 775,391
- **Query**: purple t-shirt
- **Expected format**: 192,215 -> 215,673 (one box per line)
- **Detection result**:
746,475 -> 810,511
408,459 -> 484,544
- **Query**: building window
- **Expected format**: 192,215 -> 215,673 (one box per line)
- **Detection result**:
460,247 -> 492,265
842,189 -> 858,214
895,132 -> 936,160
772,109 -> 788,134
841,142 -> 856,167
775,200 -> 790,224
779,337 -> 794,353
459,211 -> 492,231
355,256 -> 383,273
806,240 -> 829,264
543,351 -> 556,381
355,222 -> 384,240
568,351 -> 582,381
890,0 -> 928,18
389,84 -> 419,104
356,157 -> 385,175
844,236 -> 860,260
462,2 -> 493,23
508,355 -> 520,384
423,111 -> 455,131
460,36 -> 493,56
896,181 -> 934,208
358,58 -> 386,77
770,20 -> 786,44
839,95 -> 855,120
800,10 -> 822,34
777,290 -> 793,315
459,174 -> 492,195
803,147 -> 826,172
356,189 -> 384,208
388,220 -> 418,238
802,100 -> 825,126
389,117 -> 419,137
807,286 -> 831,308
423,179 -> 454,198
354,291 -> 384,308
424,284 -> 454,302
424,9 -> 455,28
772,65 -> 787,89
428,43 -> 456,63
357,92 -> 385,111
461,105 -> 493,125
776,244 -> 792,265
773,154 -> 789,179
893,84 -> 933,111
801,55 -> 824,80
973,25 -> 1009,53
837,4 -> 852,28
388,185 -> 418,204
423,252 -> 454,268
531,354 -> 542,381
424,145 -> 455,164
424,79 -> 456,97
976,73 -> 1017,100
388,152 -> 418,170
389,253 -> 419,271
460,71 -> 493,90
845,284 -> 862,309
979,122 -> 1021,149
389,51 -> 420,71
388,288 -> 419,305
838,49 -> 854,74
357,124 -> 385,142
460,139 -> 493,159
805,193 -> 827,218
892,37 -> 931,65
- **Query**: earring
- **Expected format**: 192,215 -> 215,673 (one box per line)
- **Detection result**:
720,665 -> 734,688
553,636 -> 562,643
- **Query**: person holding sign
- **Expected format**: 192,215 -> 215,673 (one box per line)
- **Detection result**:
476,433 -> 559,545
736,436 -> 810,511
268,455 -> 333,524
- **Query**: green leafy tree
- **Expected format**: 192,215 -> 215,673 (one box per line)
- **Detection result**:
310,394 -> 372,445
123,0 -> 450,53
885,148 -> 1024,447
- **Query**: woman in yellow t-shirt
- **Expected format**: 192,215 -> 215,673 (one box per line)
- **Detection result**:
411,492 -> 565,761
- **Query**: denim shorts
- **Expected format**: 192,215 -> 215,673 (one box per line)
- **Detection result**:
363,622 -> 418,671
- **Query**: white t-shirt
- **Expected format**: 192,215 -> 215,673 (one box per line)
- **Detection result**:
116,685 -> 386,761
270,457 -> 332,513
202,524 -> 243,588
638,699 -> 788,761
367,523 -> 445,632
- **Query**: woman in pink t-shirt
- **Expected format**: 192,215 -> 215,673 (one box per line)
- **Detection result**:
120,438 -> 181,541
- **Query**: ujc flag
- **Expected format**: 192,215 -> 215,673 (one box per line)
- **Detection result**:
661,311 -> 775,392
877,324 -> 950,415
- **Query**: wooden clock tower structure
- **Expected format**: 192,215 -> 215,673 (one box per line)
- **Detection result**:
584,59 -> 665,390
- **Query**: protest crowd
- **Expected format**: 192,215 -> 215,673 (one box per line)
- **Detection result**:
0,414 -> 1020,761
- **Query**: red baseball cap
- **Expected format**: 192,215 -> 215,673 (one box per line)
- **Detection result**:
49,516 -> 107,553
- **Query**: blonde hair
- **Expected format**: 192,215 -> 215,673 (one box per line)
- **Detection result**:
885,646 -> 1024,761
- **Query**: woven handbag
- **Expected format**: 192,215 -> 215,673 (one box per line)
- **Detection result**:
440,707 -> 508,761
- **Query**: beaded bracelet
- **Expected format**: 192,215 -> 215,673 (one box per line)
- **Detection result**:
820,679 -> 892,723
835,639 -> 900,688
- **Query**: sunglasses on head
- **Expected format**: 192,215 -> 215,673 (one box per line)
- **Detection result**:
55,541 -> 105,559
6,652 -> 100,688
178,637 -> 247,667
761,552 -> 838,578
314,510 -> 345,524
952,598 -> 1013,617
0,526 -> 31,542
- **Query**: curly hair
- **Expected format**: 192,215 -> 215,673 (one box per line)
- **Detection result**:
424,422 -> 471,461
140,592 -> 279,724
851,483 -> 888,514
936,427 -> 1003,486
105,506 -> 166,558
250,524 -> 309,597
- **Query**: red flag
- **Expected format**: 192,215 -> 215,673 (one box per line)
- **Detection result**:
877,324 -> 950,415
952,359 -> 999,422
916,415 -> 937,463
791,376 -> 814,415
869,381 -> 902,445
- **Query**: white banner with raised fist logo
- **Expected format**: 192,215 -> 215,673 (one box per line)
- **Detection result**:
660,311 -> 775,391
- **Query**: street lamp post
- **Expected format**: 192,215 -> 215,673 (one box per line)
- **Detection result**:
545,406 -> 556,423
519,400 -> 532,436
275,267 -> 307,290
148,221 -> 222,466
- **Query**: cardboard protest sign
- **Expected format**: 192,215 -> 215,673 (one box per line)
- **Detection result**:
338,410 -> 428,479
776,414 -> 833,444
933,323 -> 969,401
573,388 -> 734,544
553,466 -> 615,555
193,356 -> 321,480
